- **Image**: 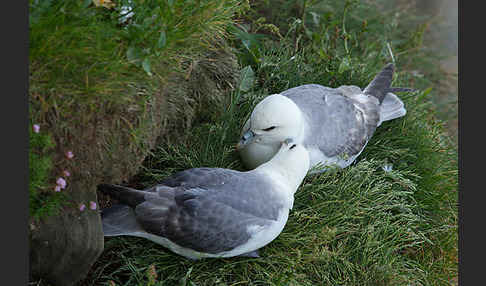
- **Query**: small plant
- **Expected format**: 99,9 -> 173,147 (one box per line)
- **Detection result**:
29,123 -> 65,220
146,264 -> 157,286
29,120 -> 81,220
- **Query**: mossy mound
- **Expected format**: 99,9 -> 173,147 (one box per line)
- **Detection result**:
28,1 -> 245,284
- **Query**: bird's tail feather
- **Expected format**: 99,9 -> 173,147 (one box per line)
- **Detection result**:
101,204 -> 146,236
363,63 -> 416,106
378,92 -> 406,125
97,183 -> 146,207
388,87 -> 416,93
363,63 -> 395,103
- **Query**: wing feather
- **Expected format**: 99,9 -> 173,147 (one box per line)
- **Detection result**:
282,84 -> 375,157
134,169 -> 285,254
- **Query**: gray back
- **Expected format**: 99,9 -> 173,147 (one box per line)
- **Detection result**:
281,84 -> 378,157
135,168 -> 287,253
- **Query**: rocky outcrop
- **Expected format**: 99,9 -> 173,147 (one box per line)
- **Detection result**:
29,183 -> 103,285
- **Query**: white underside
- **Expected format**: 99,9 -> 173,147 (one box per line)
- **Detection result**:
239,141 -> 277,170
307,144 -> 366,174
239,118 -> 365,174
125,208 -> 290,260
378,92 -> 407,126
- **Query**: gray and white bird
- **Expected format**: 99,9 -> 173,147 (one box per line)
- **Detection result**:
99,139 -> 309,260
236,63 -> 412,173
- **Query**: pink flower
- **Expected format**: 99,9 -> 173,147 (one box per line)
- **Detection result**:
63,170 -> 71,177
79,204 -> 86,211
54,185 -> 61,192
66,151 -> 74,159
56,177 -> 66,189
33,124 -> 40,133
89,201 -> 97,210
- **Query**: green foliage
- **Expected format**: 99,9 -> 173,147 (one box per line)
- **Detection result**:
361,89 -> 458,283
29,0 -> 246,222
30,0 -> 246,76
118,0 -> 247,75
237,66 -> 256,93
229,24 -> 267,69
136,89 -> 253,187
231,0 -> 419,97
29,0 -> 246,124
29,126 -> 66,220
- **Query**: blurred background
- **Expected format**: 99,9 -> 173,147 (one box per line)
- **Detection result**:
386,0 -> 458,142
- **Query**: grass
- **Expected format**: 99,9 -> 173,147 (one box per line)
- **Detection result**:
81,0 -> 457,285
29,0 -> 245,220
87,52 -> 456,286
87,87 -> 456,285
365,0 -> 458,141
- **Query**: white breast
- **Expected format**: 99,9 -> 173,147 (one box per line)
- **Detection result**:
239,142 -> 277,170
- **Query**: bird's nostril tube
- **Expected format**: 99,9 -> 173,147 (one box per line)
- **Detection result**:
242,131 -> 253,141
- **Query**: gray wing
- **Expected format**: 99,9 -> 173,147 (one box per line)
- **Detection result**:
281,84 -> 380,157
158,167 -> 231,188
136,169 -> 285,254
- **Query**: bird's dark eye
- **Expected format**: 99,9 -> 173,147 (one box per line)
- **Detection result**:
263,126 -> 276,131
290,144 -> 297,150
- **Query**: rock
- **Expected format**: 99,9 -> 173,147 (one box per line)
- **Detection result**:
29,190 -> 103,286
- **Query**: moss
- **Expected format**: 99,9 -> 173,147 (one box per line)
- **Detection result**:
29,124 -> 67,219
29,2 -> 245,284
28,0 -> 244,220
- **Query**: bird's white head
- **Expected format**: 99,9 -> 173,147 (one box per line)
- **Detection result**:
256,138 -> 310,193
237,94 -> 305,169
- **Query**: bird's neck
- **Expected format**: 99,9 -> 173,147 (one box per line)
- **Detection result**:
290,107 -> 306,145
255,160 -> 304,198
256,167 -> 296,209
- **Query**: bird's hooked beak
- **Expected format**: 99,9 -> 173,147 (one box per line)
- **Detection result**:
236,130 -> 255,150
